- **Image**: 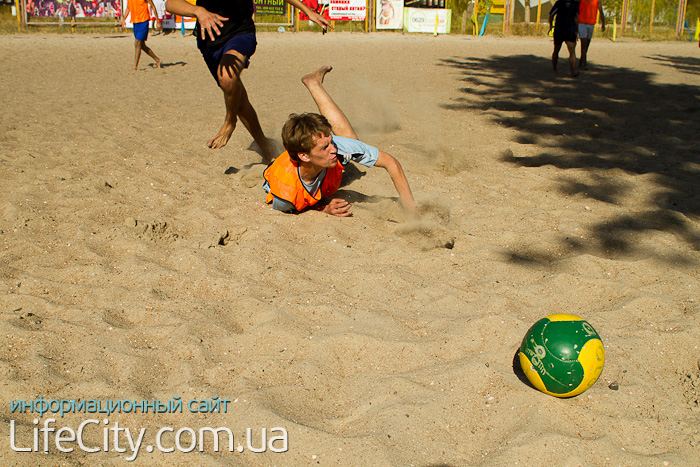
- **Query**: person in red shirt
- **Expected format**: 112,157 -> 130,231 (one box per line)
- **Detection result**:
122,0 -> 162,70
578,0 -> 605,70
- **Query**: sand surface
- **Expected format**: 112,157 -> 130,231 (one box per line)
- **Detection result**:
1,31 -> 700,466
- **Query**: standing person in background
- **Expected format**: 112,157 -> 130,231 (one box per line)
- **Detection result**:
549,0 -> 579,77
578,0 -> 605,70
151,0 -> 166,34
122,0 -> 162,70
165,0 -> 331,160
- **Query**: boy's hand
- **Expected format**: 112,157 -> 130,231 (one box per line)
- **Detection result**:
321,198 -> 352,217
196,8 -> 228,40
307,10 -> 331,33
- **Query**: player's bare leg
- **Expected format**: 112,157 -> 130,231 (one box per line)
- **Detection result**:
210,50 -> 273,159
133,39 -> 143,70
579,38 -> 590,69
141,42 -> 161,68
209,52 -> 243,149
302,66 -> 358,139
237,85 -> 275,162
552,42 -> 562,74
565,41 -> 579,77
134,40 -> 160,70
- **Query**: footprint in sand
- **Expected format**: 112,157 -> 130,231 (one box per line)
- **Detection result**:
125,218 -> 180,244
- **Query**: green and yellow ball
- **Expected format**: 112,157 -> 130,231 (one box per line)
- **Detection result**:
519,314 -> 605,398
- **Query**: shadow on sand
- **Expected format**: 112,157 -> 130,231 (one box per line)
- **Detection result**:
645,54 -> 700,75
440,53 -> 700,266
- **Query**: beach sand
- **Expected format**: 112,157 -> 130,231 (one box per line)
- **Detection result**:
1,31 -> 699,465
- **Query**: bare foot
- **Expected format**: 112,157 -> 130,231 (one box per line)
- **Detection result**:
155,58 -> 162,69
301,66 -> 333,89
207,121 -> 236,149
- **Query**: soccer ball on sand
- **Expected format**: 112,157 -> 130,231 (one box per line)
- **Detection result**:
519,314 -> 605,398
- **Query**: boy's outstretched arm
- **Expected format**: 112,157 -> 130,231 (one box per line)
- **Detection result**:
284,0 -> 331,32
374,151 -> 417,215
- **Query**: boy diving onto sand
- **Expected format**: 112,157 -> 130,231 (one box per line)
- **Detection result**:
263,67 -> 417,217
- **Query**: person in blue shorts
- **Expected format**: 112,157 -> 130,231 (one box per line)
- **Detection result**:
122,0 -> 161,70
549,0 -> 580,77
263,66 -> 416,217
165,0 -> 330,160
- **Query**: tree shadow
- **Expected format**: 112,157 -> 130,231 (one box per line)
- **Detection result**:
645,54 -> 700,75
440,54 -> 700,264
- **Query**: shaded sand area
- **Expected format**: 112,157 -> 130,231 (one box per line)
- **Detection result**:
1,31 -> 700,465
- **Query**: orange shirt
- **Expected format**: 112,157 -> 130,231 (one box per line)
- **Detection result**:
578,0 -> 600,25
263,151 -> 344,212
128,0 -> 150,23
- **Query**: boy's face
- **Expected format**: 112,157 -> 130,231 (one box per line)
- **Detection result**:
300,133 -> 338,168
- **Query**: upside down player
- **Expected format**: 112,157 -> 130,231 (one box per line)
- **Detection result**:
263,66 -> 417,217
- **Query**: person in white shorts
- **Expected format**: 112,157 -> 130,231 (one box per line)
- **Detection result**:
151,0 -> 166,33
578,0 -> 605,70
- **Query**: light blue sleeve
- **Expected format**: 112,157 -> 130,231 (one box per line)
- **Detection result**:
332,135 -> 379,168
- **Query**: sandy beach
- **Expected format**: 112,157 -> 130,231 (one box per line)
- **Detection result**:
1,30 -> 700,465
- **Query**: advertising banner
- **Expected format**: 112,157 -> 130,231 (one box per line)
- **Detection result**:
404,0 -> 444,6
161,14 -> 177,29
253,0 -> 286,15
161,15 -> 196,29
329,0 -> 366,21
376,0 -> 403,29
403,7 -> 451,33
298,0 -> 330,21
26,0 -> 120,18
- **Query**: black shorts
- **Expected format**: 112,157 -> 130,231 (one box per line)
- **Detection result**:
554,29 -> 577,44
197,32 -> 257,83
